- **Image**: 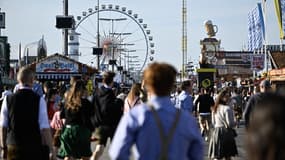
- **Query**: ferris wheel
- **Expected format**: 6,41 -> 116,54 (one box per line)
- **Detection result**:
70,4 -> 155,75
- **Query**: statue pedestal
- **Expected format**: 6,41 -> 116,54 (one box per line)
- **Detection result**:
199,38 -> 221,66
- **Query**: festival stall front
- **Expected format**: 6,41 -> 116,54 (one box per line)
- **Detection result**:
269,68 -> 285,91
268,51 -> 285,91
29,53 -> 97,81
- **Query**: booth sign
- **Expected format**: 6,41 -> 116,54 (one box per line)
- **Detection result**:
36,56 -> 79,73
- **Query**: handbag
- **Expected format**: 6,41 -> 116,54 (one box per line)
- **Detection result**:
226,127 -> 237,137
218,108 -> 237,138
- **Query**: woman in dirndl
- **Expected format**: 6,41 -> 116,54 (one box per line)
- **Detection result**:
58,79 -> 94,160
208,88 -> 238,160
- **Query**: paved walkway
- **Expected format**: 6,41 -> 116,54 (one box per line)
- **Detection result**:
203,121 -> 247,160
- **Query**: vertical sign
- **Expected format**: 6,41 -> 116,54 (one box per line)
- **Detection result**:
251,54 -> 264,70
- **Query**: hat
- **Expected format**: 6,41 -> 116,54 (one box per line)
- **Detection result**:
260,80 -> 271,88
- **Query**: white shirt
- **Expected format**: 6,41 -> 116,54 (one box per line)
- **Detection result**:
0,90 -> 12,101
212,104 -> 235,128
0,88 -> 50,129
176,90 -> 193,112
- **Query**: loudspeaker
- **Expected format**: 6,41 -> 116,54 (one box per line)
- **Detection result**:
92,48 -> 103,55
0,12 -> 5,28
117,66 -> 123,71
109,60 -> 116,65
56,16 -> 74,29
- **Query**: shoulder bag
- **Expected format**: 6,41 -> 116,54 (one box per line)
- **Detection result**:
218,108 -> 237,138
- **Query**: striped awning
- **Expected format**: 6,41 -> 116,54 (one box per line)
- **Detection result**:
35,73 -> 82,80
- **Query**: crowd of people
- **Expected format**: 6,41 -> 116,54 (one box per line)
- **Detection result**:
0,62 -> 284,160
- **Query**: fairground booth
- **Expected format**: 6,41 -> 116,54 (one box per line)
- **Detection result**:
28,53 -> 97,81
268,51 -> 285,91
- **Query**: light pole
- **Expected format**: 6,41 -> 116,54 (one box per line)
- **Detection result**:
111,32 -> 132,69
122,50 -> 136,72
121,49 -> 136,83
97,0 -> 100,70
23,41 -> 38,65
126,50 -> 138,82
99,18 -> 127,71
63,0 -> 68,56
128,62 -> 140,82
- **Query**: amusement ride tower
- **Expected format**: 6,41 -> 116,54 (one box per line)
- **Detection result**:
182,0 -> 187,79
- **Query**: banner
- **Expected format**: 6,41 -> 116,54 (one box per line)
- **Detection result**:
248,3 -> 265,51
251,54 -> 265,70
197,69 -> 215,89
274,0 -> 285,39
36,56 -> 79,73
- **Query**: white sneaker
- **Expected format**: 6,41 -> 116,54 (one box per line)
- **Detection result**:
205,136 -> 208,142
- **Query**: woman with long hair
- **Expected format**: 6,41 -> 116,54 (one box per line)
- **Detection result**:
208,88 -> 238,160
123,83 -> 143,113
58,79 -> 94,160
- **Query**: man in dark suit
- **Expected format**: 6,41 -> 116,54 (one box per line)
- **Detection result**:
243,79 -> 272,129
0,66 -> 55,160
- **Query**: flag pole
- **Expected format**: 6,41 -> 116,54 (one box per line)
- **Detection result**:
280,38 -> 283,51
262,0 -> 268,74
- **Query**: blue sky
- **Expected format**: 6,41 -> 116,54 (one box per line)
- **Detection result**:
0,0 -> 280,70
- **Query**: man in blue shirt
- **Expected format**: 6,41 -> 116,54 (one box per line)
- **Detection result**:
177,80 -> 194,113
109,62 -> 204,160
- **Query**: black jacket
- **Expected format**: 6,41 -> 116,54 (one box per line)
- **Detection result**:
194,94 -> 214,113
243,92 -> 267,129
92,86 -> 123,127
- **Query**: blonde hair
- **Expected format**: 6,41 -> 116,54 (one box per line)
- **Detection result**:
65,80 -> 86,111
17,66 -> 34,86
127,83 -> 142,102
